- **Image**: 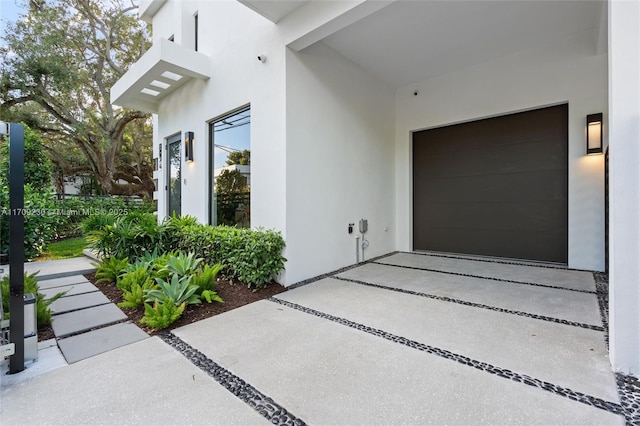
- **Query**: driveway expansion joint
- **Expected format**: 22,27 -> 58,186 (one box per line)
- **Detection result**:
373,261 -> 596,294
158,331 -> 307,426
334,276 -> 604,331
268,297 -> 624,418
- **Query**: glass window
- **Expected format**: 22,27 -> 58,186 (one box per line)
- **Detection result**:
209,107 -> 250,226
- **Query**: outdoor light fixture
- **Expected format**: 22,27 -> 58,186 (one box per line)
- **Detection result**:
586,113 -> 603,155
185,131 -> 194,162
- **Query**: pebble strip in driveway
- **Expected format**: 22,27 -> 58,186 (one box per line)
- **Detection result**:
159,331 -> 307,425
156,251 -> 638,425
356,252 -> 640,424
268,296 -> 624,416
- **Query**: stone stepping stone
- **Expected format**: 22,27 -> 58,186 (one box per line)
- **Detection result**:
40,283 -> 99,300
27,257 -> 96,281
57,322 -> 148,364
52,304 -> 127,338
38,275 -> 89,290
50,292 -> 110,315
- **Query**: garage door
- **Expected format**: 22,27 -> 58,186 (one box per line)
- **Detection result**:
413,104 -> 568,263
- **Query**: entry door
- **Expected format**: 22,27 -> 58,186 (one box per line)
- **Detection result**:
413,104 -> 568,263
167,134 -> 182,217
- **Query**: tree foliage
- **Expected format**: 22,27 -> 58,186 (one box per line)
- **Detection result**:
0,0 -> 154,198
215,169 -> 248,195
225,149 -> 250,166
0,125 -> 53,191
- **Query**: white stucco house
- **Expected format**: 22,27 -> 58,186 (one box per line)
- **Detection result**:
112,0 -> 639,375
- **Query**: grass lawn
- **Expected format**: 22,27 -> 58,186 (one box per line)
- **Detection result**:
36,237 -> 87,261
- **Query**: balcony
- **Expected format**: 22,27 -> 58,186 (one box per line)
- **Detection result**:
111,38 -> 211,113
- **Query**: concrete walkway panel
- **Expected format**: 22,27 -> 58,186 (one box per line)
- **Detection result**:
25,256 -> 96,280
38,275 -> 89,290
0,337 -> 266,425
174,300 -> 623,425
339,262 -> 602,326
51,304 -> 127,337
379,252 -> 596,292
49,291 -> 110,315
40,282 -> 99,300
57,322 -> 148,363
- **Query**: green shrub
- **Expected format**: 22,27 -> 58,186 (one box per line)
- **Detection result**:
1,272 -> 66,328
0,126 -> 52,191
162,213 -> 198,248
87,212 -> 165,260
0,184 -> 59,260
140,297 -> 185,329
0,188 -> 155,262
79,213 -> 117,234
94,257 -> 129,285
169,219 -> 286,289
88,213 -> 285,289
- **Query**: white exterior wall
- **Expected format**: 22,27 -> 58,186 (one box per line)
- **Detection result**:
608,0 -> 640,376
395,32 -> 608,271
153,1 -> 287,234
285,42 -> 396,284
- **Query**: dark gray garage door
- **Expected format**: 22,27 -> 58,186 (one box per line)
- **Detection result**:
413,104 -> 568,263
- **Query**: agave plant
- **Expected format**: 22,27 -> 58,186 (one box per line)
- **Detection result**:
145,275 -> 201,306
160,251 -> 203,278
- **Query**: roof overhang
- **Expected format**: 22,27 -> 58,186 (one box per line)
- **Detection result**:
237,0 -> 309,23
139,0 -> 167,23
111,38 -> 211,113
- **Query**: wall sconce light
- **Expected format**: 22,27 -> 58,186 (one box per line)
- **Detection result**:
586,113 -> 603,155
185,131 -> 194,162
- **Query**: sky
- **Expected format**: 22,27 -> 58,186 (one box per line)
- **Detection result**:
0,0 -> 23,36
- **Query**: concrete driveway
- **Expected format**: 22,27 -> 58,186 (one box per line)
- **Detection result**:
1,252 -> 633,425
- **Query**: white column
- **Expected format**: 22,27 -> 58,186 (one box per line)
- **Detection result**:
608,0 -> 640,375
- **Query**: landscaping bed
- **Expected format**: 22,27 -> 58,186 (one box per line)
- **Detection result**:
87,273 -> 286,335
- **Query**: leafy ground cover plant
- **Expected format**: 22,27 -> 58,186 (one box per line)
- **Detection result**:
191,264 -> 224,303
1,272 -> 66,328
117,263 -> 155,292
107,251 -> 226,329
140,297 -> 185,330
118,280 -> 157,309
94,256 -> 129,285
191,264 -> 222,292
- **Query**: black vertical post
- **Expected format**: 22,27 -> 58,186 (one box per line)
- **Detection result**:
8,123 -> 25,374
